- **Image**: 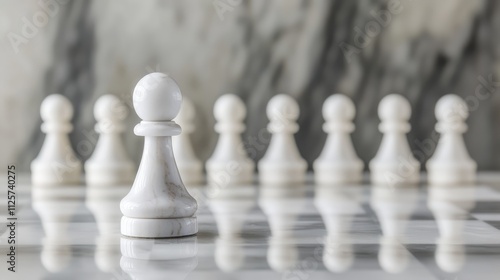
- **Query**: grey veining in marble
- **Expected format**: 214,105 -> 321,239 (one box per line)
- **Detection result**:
1,0 -> 500,172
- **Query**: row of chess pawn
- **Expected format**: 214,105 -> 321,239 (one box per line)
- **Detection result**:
31,73 -> 477,188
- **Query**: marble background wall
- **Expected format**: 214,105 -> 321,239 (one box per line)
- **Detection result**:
1,0 -> 500,172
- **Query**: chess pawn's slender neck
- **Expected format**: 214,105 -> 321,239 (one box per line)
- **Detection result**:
211,123 -> 247,160
37,123 -> 77,162
89,126 -> 129,162
264,120 -> 303,162
376,122 -> 414,160
432,122 -> 472,162
319,122 -> 359,162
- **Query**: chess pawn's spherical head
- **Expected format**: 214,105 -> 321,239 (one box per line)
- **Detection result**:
378,94 -> 411,122
40,94 -> 73,122
214,94 -> 246,122
94,94 -> 128,122
133,72 -> 182,121
323,94 -> 356,122
267,94 -> 299,123
435,94 -> 468,123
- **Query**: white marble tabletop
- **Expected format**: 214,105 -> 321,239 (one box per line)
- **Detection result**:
1,173 -> 500,279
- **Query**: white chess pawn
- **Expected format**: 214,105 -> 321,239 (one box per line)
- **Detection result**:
85,95 -> 134,185
371,185 -> 418,274
427,94 -> 477,185
258,94 -> 307,185
173,98 -> 204,185
314,95 -> 364,185
428,185 -> 475,273
120,73 -> 198,238
31,94 -> 82,185
370,94 -> 420,186
207,94 -> 254,187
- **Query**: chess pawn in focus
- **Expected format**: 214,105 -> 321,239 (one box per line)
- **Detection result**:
314,95 -> 364,185
258,95 -> 307,185
428,185 -> 475,273
31,94 -> 82,185
371,185 -> 418,274
120,73 -> 198,238
370,94 -> 420,186
85,95 -> 134,185
207,94 -> 254,187
426,94 -> 477,185
173,98 -> 204,185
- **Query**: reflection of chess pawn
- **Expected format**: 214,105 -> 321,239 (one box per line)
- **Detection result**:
370,95 -> 420,186
258,95 -> 307,185
314,95 -> 364,184
120,73 -> 197,238
32,186 -> 83,272
428,185 -> 476,273
120,236 -> 198,280
315,185 -> 363,272
427,94 -> 477,185
31,94 -> 82,185
207,94 -> 255,187
208,186 -> 256,272
259,186 -> 306,272
371,185 -> 418,274
173,97 -> 204,185
85,95 -> 134,185
86,186 -> 129,272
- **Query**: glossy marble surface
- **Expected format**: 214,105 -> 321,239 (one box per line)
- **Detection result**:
2,173 -> 500,279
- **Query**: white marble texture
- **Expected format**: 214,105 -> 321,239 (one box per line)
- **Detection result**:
2,0 -> 500,174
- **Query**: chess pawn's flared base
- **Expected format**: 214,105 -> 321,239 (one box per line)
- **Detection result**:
31,160 -> 81,186
369,162 -> 420,186
206,161 -> 254,187
85,162 -> 135,186
313,162 -> 363,185
121,216 -> 198,238
426,162 -> 476,186
258,162 -> 307,186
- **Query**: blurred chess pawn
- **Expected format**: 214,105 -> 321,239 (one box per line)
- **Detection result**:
207,94 -> 255,187
32,186 -> 84,272
314,95 -> 364,185
370,94 -> 420,186
86,186 -> 130,272
207,185 -> 256,272
31,94 -> 82,185
427,94 -> 477,185
315,185 -> 363,272
259,186 -> 306,272
370,185 -> 418,274
85,95 -> 134,185
120,236 -> 198,280
428,185 -> 476,273
258,95 -> 307,185
173,97 -> 204,185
